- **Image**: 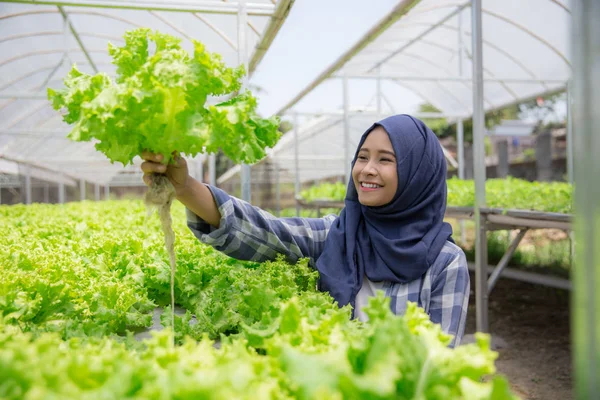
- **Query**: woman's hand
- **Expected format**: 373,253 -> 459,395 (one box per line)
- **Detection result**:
141,151 -> 190,197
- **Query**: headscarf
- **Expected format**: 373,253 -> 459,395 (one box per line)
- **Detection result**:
315,114 -> 453,310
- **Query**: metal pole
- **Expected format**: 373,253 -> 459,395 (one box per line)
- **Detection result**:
238,0 -> 251,202
104,185 -> 109,200
275,161 -> 281,217
24,166 -> 32,205
343,70 -> 351,184
567,81 -> 574,184
293,113 -> 300,217
457,7 -> 466,181
80,178 -> 85,201
457,118 -> 466,244
572,1 -> 600,397
457,120 -> 465,179
209,154 -> 216,186
0,0 -> 276,15
197,158 -> 204,183
471,0 -> 488,333
376,66 -> 383,119
94,183 -> 100,201
58,182 -> 65,203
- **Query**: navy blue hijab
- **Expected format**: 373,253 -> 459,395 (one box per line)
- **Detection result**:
315,114 -> 453,310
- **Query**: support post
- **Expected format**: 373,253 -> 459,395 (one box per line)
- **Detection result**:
275,160 -> 281,217
58,182 -> 65,204
197,158 -> 204,183
343,70 -> 350,185
94,183 -> 100,201
104,185 -> 110,200
80,178 -> 85,201
566,81 -> 574,184
43,183 -> 49,203
535,132 -> 553,181
376,66 -> 383,118
24,165 -> 32,205
471,0 -> 489,333
238,0 -> 251,202
496,139 -> 509,178
571,1 -> 600,397
293,113 -> 300,217
209,154 -> 216,186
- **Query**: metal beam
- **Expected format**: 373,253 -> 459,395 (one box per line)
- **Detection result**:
368,2 -> 469,73
331,75 -> 567,85
0,92 -> 49,100
487,229 -> 528,293
248,0 -> 294,75
58,6 -> 98,73
0,156 -> 77,186
2,1 -> 276,16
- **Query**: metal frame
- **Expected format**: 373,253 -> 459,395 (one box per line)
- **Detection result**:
265,0 -> 574,337
0,0 -> 293,194
299,198 -> 573,291
2,1 -> 276,16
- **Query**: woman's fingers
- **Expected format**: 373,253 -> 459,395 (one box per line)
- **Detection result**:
143,173 -> 152,186
141,151 -> 163,162
141,161 -> 166,173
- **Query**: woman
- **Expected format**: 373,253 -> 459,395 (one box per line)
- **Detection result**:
141,114 -> 470,347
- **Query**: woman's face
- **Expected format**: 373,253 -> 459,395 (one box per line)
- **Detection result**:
352,126 -> 398,207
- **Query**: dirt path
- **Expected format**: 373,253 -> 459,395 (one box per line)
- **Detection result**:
464,273 -> 572,400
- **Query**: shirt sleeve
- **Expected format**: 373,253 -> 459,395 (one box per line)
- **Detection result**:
428,249 -> 470,348
186,184 -> 338,265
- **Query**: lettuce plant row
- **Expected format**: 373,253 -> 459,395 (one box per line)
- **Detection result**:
0,200 -> 517,399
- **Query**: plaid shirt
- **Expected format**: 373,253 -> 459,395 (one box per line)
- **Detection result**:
187,185 -> 470,347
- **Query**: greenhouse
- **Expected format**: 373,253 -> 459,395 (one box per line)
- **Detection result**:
0,0 -> 598,399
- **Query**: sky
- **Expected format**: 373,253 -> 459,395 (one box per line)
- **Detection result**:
249,0 -> 400,117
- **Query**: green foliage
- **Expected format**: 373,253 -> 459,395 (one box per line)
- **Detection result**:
0,200 -> 517,399
300,182 -> 347,202
48,28 -> 280,166
446,177 -> 573,214
300,178 -> 573,214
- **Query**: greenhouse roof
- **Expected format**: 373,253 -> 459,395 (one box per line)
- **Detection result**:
227,0 -> 572,186
0,0 -> 293,186
277,0 -> 571,118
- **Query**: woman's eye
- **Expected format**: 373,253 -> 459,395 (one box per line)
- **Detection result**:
357,155 -> 368,160
381,158 -> 392,162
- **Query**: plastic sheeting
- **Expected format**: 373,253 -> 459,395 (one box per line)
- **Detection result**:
0,0 -> 286,185
258,0 -> 572,184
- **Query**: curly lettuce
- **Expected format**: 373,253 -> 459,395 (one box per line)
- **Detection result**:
48,28 -> 280,165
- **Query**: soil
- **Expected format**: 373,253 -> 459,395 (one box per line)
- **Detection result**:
464,272 -> 573,399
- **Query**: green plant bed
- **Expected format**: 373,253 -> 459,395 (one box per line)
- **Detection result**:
300,178 -> 573,214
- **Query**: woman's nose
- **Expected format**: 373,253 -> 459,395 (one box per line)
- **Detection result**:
361,161 -> 377,175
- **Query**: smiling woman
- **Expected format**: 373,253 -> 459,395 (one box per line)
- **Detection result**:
142,114 -> 470,347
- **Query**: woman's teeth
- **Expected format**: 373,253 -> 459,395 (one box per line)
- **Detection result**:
361,183 -> 380,188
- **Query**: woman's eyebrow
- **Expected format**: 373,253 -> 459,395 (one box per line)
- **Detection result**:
379,150 -> 396,157
358,148 -> 396,157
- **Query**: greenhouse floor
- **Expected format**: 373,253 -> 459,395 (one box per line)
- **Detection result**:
464,272 -> 572,399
